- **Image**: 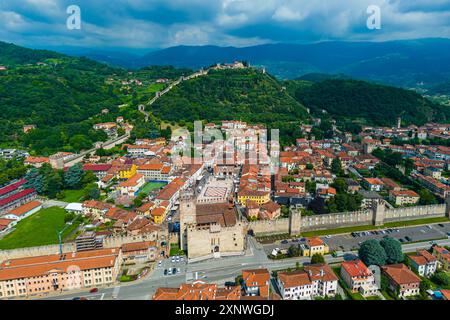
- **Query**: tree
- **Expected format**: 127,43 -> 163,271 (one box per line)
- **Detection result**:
418,189 -> 438,205
24,168 -> 45,194
287,245 -> 301,257
420,278 -> 432,299
64,163 -> 84,189
45,172 -> 63,198
432,272 -> 450,287
311,253 -> 325,264
380,237 -> 404,264
81,170 -> 97,186
331,158 -> 343,176
69,134 -> 93,151
358,239 -> 387,266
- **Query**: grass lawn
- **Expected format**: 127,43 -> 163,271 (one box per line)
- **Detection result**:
170,243 -> 185,256
60,189 -> 85,202
0,207 -> 80,250
300,217 -> 450,238
140,182 -> 166,194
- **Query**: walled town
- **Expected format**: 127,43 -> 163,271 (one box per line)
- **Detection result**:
1,113 -> 450,301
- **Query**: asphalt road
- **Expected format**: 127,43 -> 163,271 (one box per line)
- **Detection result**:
31,235 -> 450,301
263,222 -> 450,254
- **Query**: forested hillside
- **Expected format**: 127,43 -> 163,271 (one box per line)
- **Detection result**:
151,68 -> 309,124
287,79 -> 450,126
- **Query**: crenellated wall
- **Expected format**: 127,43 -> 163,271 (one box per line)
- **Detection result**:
248,201 -> 448,236
384,204 -> 445,222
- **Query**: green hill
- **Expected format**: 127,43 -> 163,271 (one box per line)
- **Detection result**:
287,79 -> 450,126
150,68 -> 309,124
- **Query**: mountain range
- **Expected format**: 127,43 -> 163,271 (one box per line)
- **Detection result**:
65,38 -> 450,91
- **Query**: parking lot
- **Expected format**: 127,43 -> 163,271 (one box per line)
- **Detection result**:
154,255 -> 188,277
263,222 -> 450,254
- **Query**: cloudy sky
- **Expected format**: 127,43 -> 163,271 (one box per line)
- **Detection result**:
1,0 -> 450,50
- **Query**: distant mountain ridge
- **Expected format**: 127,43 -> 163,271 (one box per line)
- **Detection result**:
68,38 -> 450,90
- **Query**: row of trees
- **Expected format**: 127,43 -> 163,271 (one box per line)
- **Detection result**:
358,237 -> 403,266
23,163 -> 98,199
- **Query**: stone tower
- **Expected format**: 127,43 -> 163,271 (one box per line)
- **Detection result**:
445,196 -> 450,219
372,198 -> 386,226
179,190 -> 196,251
289,208 -> 301,236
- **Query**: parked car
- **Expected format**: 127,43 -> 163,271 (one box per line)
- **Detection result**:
164,269 -> 168,276
172,268 -> 177,274
399,238 -> 405,243
177,268 -> 181,273
89,288 -> 98,293
281,240 -> 289,244
405,236 -> 412,241
438,224 -> 445,228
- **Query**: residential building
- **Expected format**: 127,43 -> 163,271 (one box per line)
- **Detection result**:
121,241 -> 157,263
340,259 -> 378,297
301,237 -> 329,257
381,264 -> 421,298
433,246 -> 450,271
389,190 -> 420,206
137,163 -> 171,182
118,173 -> 145,197
237,189 -> 270,206
277,264 -> 338,300
82,164 -> 112,179
153,280 -> 241,300
0,248 -> 122,298
363,178 -> 384,192
241,269 -> 270,298
408,250 -> 438,277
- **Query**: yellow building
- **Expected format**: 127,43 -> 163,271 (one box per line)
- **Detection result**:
237,189 -> 270,207
119,164 -> 137,180
151,207 -> 167,224
301,237 -> 330,257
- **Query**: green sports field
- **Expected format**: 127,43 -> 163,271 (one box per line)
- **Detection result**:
140,182 -> 166,194
0,207 -> 80,250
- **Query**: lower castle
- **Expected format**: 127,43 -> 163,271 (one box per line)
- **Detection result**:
179,191 -> 247,261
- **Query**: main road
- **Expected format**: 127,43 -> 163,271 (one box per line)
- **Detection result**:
34,236 -> 450,301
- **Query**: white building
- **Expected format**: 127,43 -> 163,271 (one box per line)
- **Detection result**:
277,264 -> 338,300
408,250 -> 438,277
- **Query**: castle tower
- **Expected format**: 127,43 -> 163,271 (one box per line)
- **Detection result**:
445,196 -> 450,219
179,190 -> 196,251
372,199 -> 386,226
289,208 -> 301,236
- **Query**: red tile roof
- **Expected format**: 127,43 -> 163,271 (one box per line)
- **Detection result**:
341,260 -> 372,278
0,188 -> 35,207
7,200 -> 41,216
382,264 -> 421,285
0,179 -> 26,197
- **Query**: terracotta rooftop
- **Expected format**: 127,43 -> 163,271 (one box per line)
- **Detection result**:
382,264 -> 421,285
7,200 -> 41,216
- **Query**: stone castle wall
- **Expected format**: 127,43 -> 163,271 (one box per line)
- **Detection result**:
0,231 -> 160,261
248,202 -> 448,236
384,204 -> 445,222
